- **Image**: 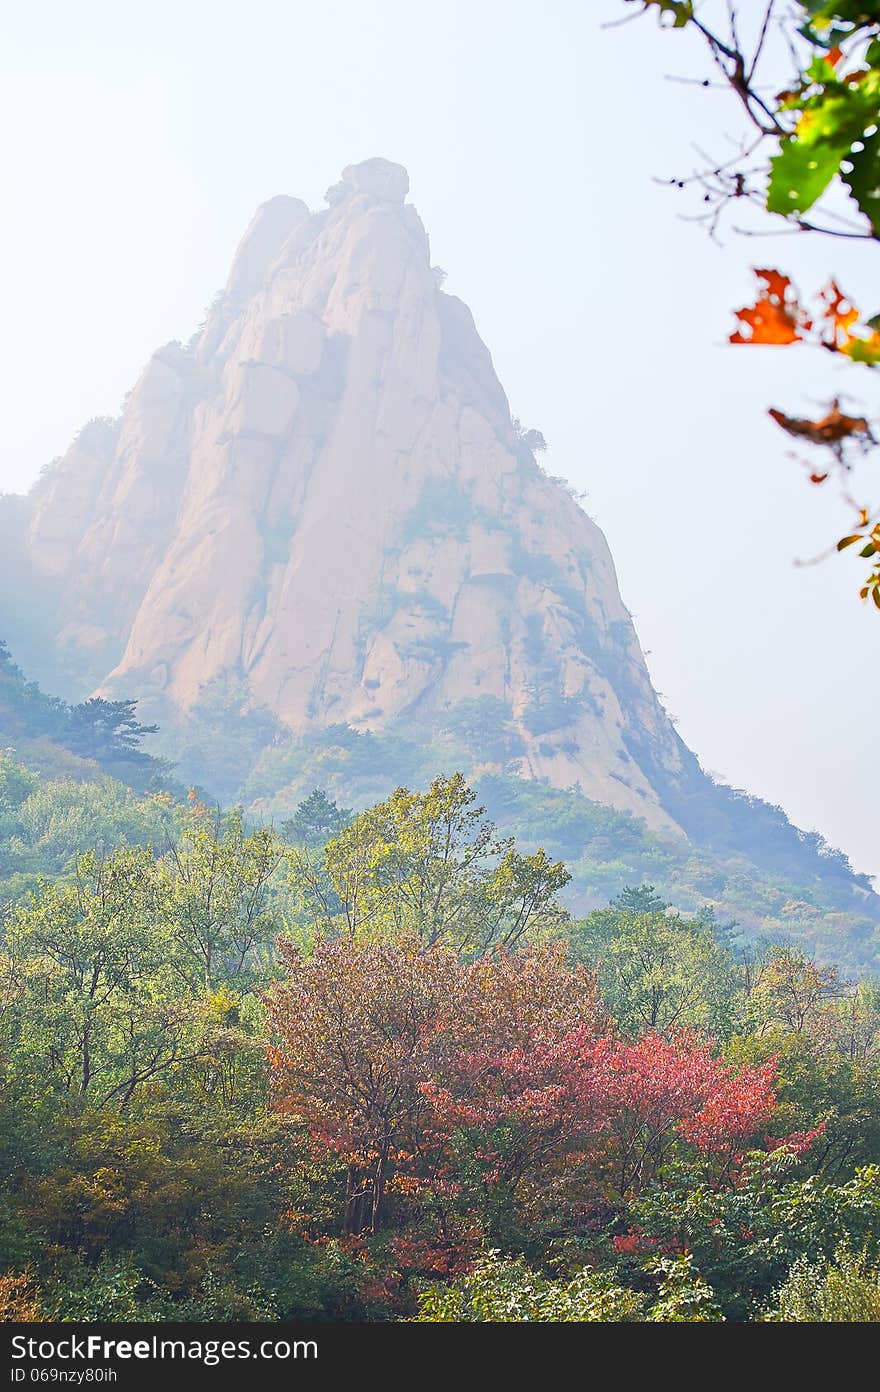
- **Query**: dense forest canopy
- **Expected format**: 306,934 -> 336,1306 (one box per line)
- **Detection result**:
2,743 -> 880,1321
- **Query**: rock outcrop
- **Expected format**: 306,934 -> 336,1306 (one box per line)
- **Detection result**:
16,158 -> 696,832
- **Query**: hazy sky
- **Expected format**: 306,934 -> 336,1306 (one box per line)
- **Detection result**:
1,1 -> 878,879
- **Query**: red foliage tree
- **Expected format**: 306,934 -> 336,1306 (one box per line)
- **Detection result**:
268,935 -> 781,1242
597,1031 -> 778,1193
266,935 -> 601,1234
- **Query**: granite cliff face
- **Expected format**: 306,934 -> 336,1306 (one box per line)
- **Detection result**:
16,158 -> 694,832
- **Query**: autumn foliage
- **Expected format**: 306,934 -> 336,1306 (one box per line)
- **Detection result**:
730,268 -> 880,607
626,3 -> 880,613
267,933 -> 785,1248
2,774 -> 879,1321
267,936 -> 604,1234
729,269 -> 812,347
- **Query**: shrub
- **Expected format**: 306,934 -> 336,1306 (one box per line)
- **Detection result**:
416,1253 -> 645,1322
768,1247 -> 880,1323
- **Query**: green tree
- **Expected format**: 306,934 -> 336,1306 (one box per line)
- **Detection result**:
745,944 -> 844,1035
439,696 -> 524,764
610,884 -> 669,914
0,773 -> 176,888
575,905 -> 742,1037
2,849 -> 199,1109
646,1253 -> 725,1322
280,788 -> 351,849
154,801 -> 285,991
289,773 -> 571,952
64,698 -> 169,785
728,964 -> 880,1179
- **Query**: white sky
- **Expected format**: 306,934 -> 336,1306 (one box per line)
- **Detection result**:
1,1 -> 878,879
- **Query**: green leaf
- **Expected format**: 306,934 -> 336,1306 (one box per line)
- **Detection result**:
768,136 -> 845,215
767,100 -> 860,216
643,0 -> 694,26
842,126 -> 880,233
859,542 -> 877,556
802,2 -> 880,27
845,336 -> 880,364
767,79 -> 880,219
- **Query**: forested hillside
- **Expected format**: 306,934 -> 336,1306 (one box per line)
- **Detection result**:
1,764 -> 880,1322
0,639 -> 169,791
1,637 -> 877,975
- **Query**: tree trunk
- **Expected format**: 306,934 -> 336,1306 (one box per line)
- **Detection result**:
344,1166 -> 370,1236
371,1144 -> 389,1233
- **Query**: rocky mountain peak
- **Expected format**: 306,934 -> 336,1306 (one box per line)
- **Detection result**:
14,159 -> 695,834
329,157 -> 410,205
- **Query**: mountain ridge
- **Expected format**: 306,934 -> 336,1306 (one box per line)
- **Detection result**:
7,156 -> 698,836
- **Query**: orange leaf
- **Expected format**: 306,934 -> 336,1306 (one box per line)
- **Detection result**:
769,405 -> 871,445
819,280 -> 860,344
730,269 -> 810,346
755,268 -> 790,302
